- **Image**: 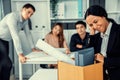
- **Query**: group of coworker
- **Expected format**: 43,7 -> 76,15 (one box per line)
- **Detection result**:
0,2 -> 120,80
41,21 -> 89,68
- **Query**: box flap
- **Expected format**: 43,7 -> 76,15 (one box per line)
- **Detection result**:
58,61 -> 103,80
58,61 -> 84,80
83,63 -> 103,80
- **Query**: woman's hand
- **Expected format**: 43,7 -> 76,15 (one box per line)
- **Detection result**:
89,26 -> 95,35
95,53 -> 104,63
65,48 -> 71,54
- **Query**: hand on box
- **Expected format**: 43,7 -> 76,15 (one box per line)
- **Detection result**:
95,53 -> 104,63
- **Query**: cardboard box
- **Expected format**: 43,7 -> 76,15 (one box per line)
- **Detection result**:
58,61 -> 103,80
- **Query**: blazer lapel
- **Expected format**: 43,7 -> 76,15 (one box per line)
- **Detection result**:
107,25 -> 117,53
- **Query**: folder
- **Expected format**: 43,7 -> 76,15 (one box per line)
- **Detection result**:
75,47 -> 94,66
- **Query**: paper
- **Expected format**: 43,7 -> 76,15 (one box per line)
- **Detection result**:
55,48 -> 66,53
25,52 -> 57,62
36,39 -> 74,64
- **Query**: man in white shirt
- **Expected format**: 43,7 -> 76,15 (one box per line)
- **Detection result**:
0,3 -> 36,80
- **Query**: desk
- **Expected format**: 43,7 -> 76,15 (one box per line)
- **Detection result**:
19,52 -> 58,80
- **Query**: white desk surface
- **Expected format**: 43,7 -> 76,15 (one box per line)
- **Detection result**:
25,52 -> 58,64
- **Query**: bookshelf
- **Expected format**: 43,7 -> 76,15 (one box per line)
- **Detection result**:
50,0 -> 89,20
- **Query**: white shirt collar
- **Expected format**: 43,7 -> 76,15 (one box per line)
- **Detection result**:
101,22 -> 112,38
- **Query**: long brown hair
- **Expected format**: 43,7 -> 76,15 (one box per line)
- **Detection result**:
50,23 -> 64,47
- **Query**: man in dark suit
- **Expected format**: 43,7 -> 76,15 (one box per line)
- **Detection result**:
85,5 -> 120,80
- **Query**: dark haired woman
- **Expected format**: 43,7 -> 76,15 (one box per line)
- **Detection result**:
85,5 -> 120,80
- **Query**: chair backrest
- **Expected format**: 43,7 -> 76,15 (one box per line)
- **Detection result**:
64,30 -> 77,47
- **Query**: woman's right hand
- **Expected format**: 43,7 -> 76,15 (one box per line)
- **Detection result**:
65,48 -> 71,54
95,53 -> 104,63
89,26 -> 95,35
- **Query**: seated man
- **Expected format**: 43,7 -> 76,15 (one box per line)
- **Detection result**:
70,21 -> 90,52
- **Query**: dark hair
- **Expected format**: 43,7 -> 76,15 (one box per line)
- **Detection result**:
75,21 -> 86,28
84,5 -> 107,19
50,23 -> 64,47
23,3 -> 36,12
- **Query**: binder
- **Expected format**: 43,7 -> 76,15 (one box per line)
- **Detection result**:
75,47 -> 94,66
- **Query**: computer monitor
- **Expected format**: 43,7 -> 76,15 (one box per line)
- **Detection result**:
75,47 -> 94,66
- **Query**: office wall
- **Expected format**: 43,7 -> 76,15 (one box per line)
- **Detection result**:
3,0 -> 11,15
106,0 -> 120,23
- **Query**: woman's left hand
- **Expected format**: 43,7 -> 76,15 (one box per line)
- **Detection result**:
95,53 -> 104,63
65,48 -> 71,54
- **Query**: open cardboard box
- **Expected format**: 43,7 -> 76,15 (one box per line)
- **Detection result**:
58,61 -> 103,80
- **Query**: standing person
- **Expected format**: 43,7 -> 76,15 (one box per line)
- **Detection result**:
44,23 -> 70,68
0,3 -> 36,80
70,21 -> 90,52
85,5 -> 120,80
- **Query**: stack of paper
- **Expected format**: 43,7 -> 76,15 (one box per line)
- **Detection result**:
36,39 -> 74,65
25,52 -> 57,62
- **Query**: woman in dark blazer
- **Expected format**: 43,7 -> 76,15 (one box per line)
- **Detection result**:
85,5 -> 120,80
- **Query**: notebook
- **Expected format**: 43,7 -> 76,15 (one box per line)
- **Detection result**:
75,47 -> 94,66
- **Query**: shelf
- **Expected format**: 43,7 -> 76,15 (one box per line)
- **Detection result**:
51,17 -> 84,22
50,0 -> 85,20
108,11 -> 120,14
11,0 -> 48,1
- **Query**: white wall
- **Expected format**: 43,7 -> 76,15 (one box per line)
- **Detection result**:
106,0 -> 120,23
